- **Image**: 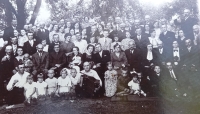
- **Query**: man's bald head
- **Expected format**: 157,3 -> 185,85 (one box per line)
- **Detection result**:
36,44 -> 43,53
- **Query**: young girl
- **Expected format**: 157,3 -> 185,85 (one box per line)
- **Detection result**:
128,73 -> 146,97
58,68 -> 72,99
35,73 -> 47,100
104,62 -> 118,97
24,75 -> 37,105
45,70 -> 58,97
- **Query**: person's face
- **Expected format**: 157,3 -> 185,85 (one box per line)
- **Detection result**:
12,20 -> 17,27
83,62 -> 90,72
145,25 -> 150,31
32,26 -> 37,32
18,64 -> 25,74
129,42 -> 136,49
73,48 -> 78,55
41,40 -> 47,46
147,45 -> 152,51
114,45 -> 121,52
27,78 -> 33,84
193,26 -> 199,33
40,24 -> 45,29
121,70 -> 128,77
145,16 -> 150,22
67,22 -> 71,28
17,48 -> 23,56
107,64 -> 112,70
88,46 -> 93,53
21,30 -> 26,36
66,36 -> 71,42
27,33 -> 33,40
75,23 -> 79,29
132,77 -> 137,82
70,29 -> 75,35
161,25 -> 167,32
37,45 -> 43,53
185,40 -> 191,47
6,47 -> 13,55
184,9 -> 190,17
153,22 -> 159,28
166,63 -> 173,70
98,25 -> 103,32
103,31 -> 108,37
59,26 -> 64,33
95,44 -> 102,52
108,17 -> 113,22
76,34 -> 81,40
14,30 -> 19,36
114,37 -> 119,42
115,17 -> 121,24
173,41 -> 178,48
151,31 -> 156,37
137,73 -> 142,79
54,45 -> 60,52
90,37 -> 95,43
84,17 -> 89,22
106,23 -> 111,29
38,78 -> 43,83
53,35 -> 59,42
24,25 -> 28,30
178,30 -> 184,37
71,69 -> 77,77
23,54 -> 29,61
82,29 -> 86,35
136,29 -> 142,35
154,66 -> 161,73
11,37 -> 17,45
126,32 -> 131,38
61,72 -> 67,79
134,20 -> 140,26
48,70 -> 54,79
54,25 -> 58,31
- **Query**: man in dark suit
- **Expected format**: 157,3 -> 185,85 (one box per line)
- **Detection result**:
174,9 -> 198,40
49,34 -> 62,52
37,23 -> 50,44
32,44 -> 49,80
3,36 -> 19,57
49,45 -> 66,78
159,24 -> 175,49
117,23 -> 126,42
93,43 -> 111,96
125,41 -> 141,72
87,25 -> 100,43
183,39 -> 198,69
23,32 -> 37,55
133,27 -> 149,50
3,19 -> 18,44
0,45 -> 15,103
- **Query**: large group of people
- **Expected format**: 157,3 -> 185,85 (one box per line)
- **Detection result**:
0,8 -> 200,109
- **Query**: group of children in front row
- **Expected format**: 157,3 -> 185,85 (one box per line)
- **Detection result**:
23,62 -> 146,105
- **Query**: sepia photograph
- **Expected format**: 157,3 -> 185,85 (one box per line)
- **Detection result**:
0,0 -> 199,114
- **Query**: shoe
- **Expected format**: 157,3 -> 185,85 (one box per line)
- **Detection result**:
6,105 -> 14,109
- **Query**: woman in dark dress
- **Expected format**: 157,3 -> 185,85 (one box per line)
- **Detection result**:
81,44 -> 95,67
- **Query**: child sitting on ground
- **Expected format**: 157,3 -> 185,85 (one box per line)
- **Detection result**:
128,73 -> 146,97
35,73 -> 47,100
24,75 -> 37,105
58,68 -> 72,100
45,70 -> 58,98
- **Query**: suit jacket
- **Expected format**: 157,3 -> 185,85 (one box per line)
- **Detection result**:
183,46 -> 198,66
168,47 -> 185,64
133,34 -> 149,50
37,29 -> 50,44
93,50 -> 111,66
159,31 -> 175,49
141,49 -> 158,67
117,30 -> 126,42
154,47 -> 169,65
32,51 -> 49,71
111,52 -> 128,68
125,48 -> 141,71
49,51 -> 66,68
23,40 -> 37,55
98,38 -> 112,51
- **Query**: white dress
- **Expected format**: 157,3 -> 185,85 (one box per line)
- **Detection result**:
45,77 -> 58,95
58,76 -> 72,93
35,81 -> 47,95
24,82 -> 37,98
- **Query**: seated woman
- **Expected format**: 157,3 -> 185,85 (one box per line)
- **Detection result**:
111,43 -> 128,74
81,44 -> 95,67
60,33 -> 75,56
68,47 -> 82,67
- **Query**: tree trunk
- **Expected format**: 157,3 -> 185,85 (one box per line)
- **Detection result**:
16,0 -> 26,29
29,0 -> 42,25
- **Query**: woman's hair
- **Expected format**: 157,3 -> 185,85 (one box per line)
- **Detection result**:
107,62 -> 113,67
113,43 -> 121,50
87,44 -> 95,51
64,33 -> 71,38
73,46 -> 79,52
60,68 -> 68,75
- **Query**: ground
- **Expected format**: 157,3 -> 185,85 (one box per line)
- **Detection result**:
0,97 -> 199,114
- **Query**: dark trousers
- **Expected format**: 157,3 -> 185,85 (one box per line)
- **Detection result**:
7,87 -> 25,105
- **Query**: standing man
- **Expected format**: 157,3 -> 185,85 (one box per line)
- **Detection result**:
37,23 -> 50,44
98,30 -> 112,51
23,32 -> 38,55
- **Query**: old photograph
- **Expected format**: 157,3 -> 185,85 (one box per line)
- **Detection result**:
0,0 -> 199,114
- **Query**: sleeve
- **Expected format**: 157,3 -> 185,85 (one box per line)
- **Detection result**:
93,71 -> 102,86
122,52 -> 128,65
6,76 -> 15,91
45,53 -> 49,69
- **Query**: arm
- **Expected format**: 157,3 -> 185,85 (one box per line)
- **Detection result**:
29,87 -> 36,98
45,53 -> 49,69
6,76 -> 15,91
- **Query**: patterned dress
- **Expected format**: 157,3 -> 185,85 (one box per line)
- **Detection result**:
104,70 -> 118,97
